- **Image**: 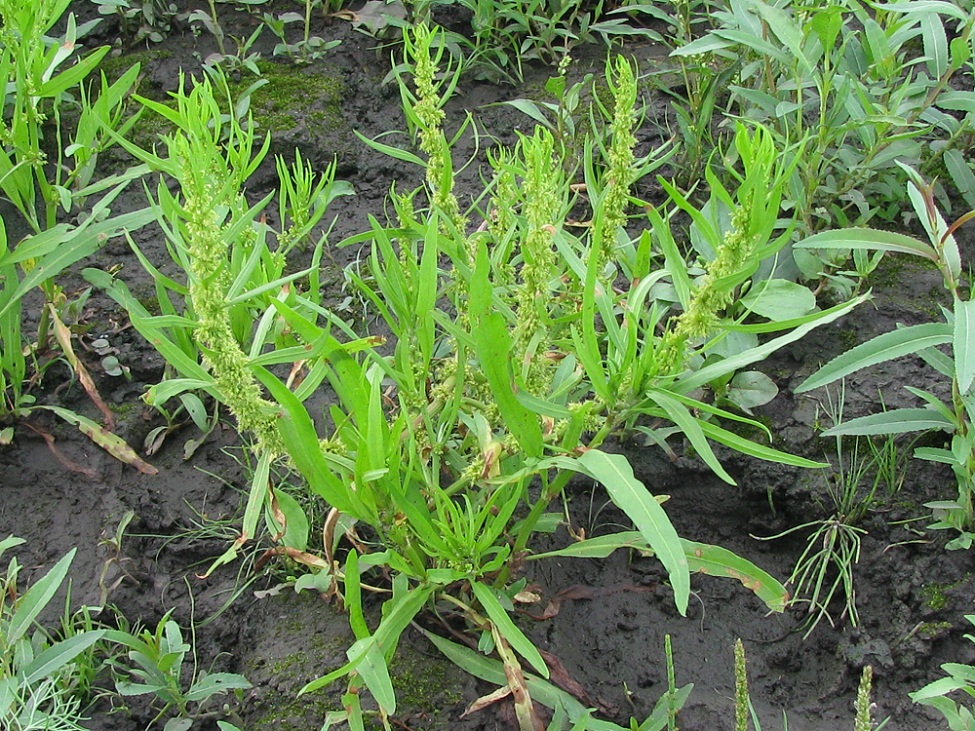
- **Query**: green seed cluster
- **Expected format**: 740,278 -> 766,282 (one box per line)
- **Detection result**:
514,130 -> 559,363
165,85 -> 283,456
598,57 -> 638,268
410,25 -> 465,237
656,206 -> 755,374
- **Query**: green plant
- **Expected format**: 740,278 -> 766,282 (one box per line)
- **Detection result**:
106,611 -> 250,731
0,536 -> 108,731
96,511 -> 139,608
644,0 -> 730,187
189,5 -> 265,76
0,0 -> 144,234
93,0 -> 181,45
189,0 -> 230,58
794,166 -> 975,549
757,385 -> 895,637
689,0 -> 972,222
217,24 -> 265,76
85,67 -> 353,461
660,0 -> 975,293
911,614 -> 975,729
261,0 -> 343,63
457,0 -> 662,83
0,0 -> 156,466
104,23 -> 875,731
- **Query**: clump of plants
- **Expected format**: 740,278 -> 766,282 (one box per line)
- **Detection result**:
795,166 -> 975,550
656,0 -> 975,296
0,0 -> 157,471
84,16 -> 887,727
0,535 -> 249,731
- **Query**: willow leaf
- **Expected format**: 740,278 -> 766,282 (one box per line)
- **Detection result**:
797,323 -> 951,393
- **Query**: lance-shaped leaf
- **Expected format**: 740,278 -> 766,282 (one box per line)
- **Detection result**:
794,227 -> 938,263
954,298 -> 975,395
530,533 -> 788,613
554,450 -> 690,616
472,581 -> 549,679
822,408 -> 955,436
797,323 -> 952,393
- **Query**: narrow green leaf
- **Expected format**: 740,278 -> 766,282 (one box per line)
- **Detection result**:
677,296 -> 865,393
575,450 -> 690,615
354,130 -> 425,166
822,408 -> 955,436
696,419 -> 827,469
183,673 -> 251,702
354,639 -> 396,715
944,149 -> 975,209
645,389 -> 735,484
752,1 -> 811,73
954,298 -> 975,394
470,241 -> 542,456
797,323 -> 952,393
253,365 -> 366,518
22,631 -> 107,684
527,531 -> 648,560
914,446 -> 955,464
266,488 -> 309,552
920,11 -> 949,77
346,551 -> 368,641
529,534 -> 787,613
471,581 -> 549,679
795,228 -> 938,263
7,550 -> 75,646
881,1 -> 969,20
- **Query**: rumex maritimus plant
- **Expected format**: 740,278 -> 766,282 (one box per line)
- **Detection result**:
100,22 -> 882,731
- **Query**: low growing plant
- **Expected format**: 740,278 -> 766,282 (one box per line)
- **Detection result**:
93,0 -> 181,45
0,537 -> 108,731
911,614 -> 975,729
261,0 -> 343,63
105,612 -> 250,731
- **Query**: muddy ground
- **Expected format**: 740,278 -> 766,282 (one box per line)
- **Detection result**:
2,2 -> 974,730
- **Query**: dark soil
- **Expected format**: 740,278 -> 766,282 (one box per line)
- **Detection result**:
3,3 -> 973,730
